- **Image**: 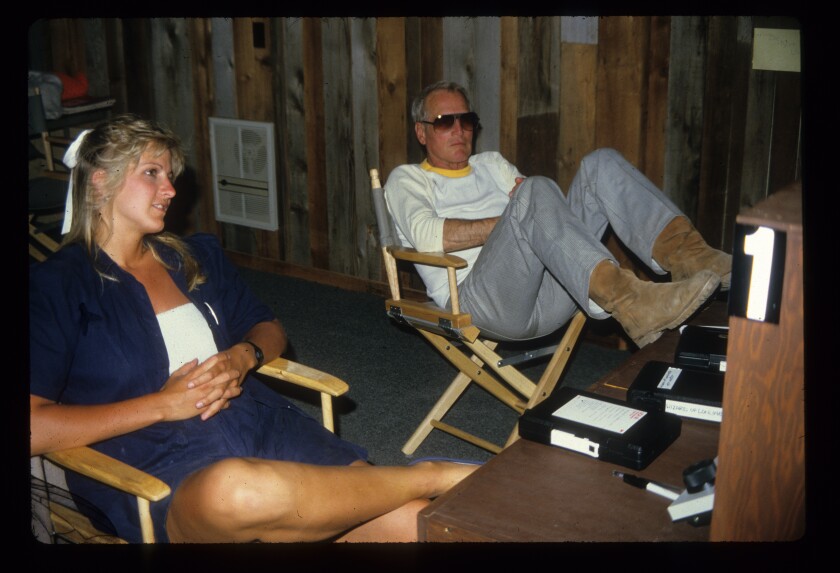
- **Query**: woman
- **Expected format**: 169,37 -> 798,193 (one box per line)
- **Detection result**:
29,114 -> 476,543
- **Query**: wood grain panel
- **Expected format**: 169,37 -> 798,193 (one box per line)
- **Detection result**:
642,16 -> 671,188
303,18 -> 329,269
712,187 -> 804,541
516,17 -> 560,179
419,18 -> 444,90
48,19 -> 86,76
557,37 -> 597,191
322,19 -> 355,275
187,18 -> 219,237
697,16 -> 744,250
102,19 -> 128,115
499,17 -> 519,164
232,18 -> 281,259
350,18 -> 381,281
740,69 -> 775,211
233,18 -> 275,122
664,16 -> 707,219
375,18 -> 411,288
375,18 -> 407,183
275,18 -> 311,267
81,19 -> 109,98
121,19 -> 154,119
716,17 -> 755,253
768,72 -> 802,194
404,18 -> 423,165
594,16 -> 649,166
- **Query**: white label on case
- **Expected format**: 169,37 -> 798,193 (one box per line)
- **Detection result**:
551,395 -> 646,435
666,400 -> 723,423
657,367 -> 683,390
550,429 -> 600,457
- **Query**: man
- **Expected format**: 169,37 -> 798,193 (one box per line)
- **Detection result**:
383,81 -> 731,347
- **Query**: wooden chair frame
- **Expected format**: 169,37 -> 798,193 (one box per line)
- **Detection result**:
370,169 -> 586,456
28,87 -> 74,172
29,222 -> 350,543
28,87 -> 73,235
34,360 -> 348,544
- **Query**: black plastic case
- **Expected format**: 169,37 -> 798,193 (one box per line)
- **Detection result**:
518,387 -> 682,470
674,325 -> 728,372
627,361 -> 724,423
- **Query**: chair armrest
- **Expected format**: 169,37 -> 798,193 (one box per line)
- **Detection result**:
44,447 -> 171,502
387,246 -> 467,313
388,246 -> 468,269
257,357 -> 349,398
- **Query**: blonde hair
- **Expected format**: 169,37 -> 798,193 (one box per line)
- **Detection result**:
62,114 -> 205,290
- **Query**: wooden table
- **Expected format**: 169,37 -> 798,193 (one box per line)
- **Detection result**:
418,301 -> 727,542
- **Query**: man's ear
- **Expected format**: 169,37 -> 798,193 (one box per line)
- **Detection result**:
414,122 -> 427,146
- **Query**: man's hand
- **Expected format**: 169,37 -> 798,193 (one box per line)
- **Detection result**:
509,177 -> 525,198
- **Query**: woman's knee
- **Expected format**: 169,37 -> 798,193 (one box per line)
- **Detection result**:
173,458 -> 297,531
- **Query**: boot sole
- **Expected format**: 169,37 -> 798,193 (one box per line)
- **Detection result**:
633,272 -> 721,348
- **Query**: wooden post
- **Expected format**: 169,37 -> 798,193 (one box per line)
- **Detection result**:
711,184 -> 804,541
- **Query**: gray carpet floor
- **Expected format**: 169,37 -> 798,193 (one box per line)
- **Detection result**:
238,267 -> 631,467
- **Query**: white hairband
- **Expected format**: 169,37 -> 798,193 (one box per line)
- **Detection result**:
60,129 -> 92,235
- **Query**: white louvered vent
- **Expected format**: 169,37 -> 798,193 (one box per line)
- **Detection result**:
209,117 -> 278,231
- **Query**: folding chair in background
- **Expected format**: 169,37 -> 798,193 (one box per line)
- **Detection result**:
370,168 -> 587,456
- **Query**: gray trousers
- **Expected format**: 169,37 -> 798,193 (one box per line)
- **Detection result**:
457,148 -> 683,341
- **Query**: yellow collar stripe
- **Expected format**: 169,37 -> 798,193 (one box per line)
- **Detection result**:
421,159 -> 472,178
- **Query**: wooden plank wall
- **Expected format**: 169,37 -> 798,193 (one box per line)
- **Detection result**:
29,16 -> 802,291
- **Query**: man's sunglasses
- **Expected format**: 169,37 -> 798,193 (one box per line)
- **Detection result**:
420,112 -> 480,133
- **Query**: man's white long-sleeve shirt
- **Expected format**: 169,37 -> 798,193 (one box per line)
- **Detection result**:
384,151 -> 523,307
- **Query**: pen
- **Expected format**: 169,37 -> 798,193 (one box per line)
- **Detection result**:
612,470 -> 681,501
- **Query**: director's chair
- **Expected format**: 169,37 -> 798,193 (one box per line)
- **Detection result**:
370,169 -> 587,456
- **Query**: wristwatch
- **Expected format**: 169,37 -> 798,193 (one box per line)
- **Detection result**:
242,340 -> 264,368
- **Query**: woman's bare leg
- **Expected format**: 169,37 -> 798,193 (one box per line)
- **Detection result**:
333,498 -> 430,542
165,458 -> 476,543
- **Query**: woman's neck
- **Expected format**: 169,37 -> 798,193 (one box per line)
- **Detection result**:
97,231 -> 150,270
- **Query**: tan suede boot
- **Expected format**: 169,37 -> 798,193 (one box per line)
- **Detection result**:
653,216 -> 732,290
589,260 -> 720,347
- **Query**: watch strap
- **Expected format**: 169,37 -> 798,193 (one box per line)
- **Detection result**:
242,340 -> 264,368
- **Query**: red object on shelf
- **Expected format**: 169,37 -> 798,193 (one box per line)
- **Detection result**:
54,72 -> 89,101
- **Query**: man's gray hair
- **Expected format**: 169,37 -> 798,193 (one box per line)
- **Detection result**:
411,81 -> 472,123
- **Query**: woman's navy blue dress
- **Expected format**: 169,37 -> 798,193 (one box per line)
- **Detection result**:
29,234 -> 368,542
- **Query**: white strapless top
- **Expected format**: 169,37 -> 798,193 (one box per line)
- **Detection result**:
156,303 -> 219,374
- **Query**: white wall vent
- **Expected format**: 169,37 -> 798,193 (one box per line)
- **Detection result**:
209,117 -> 279,231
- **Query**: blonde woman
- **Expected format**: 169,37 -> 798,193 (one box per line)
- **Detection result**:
30,114 -> 475,543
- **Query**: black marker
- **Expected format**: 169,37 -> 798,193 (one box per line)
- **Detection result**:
612,470 -> 681,501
